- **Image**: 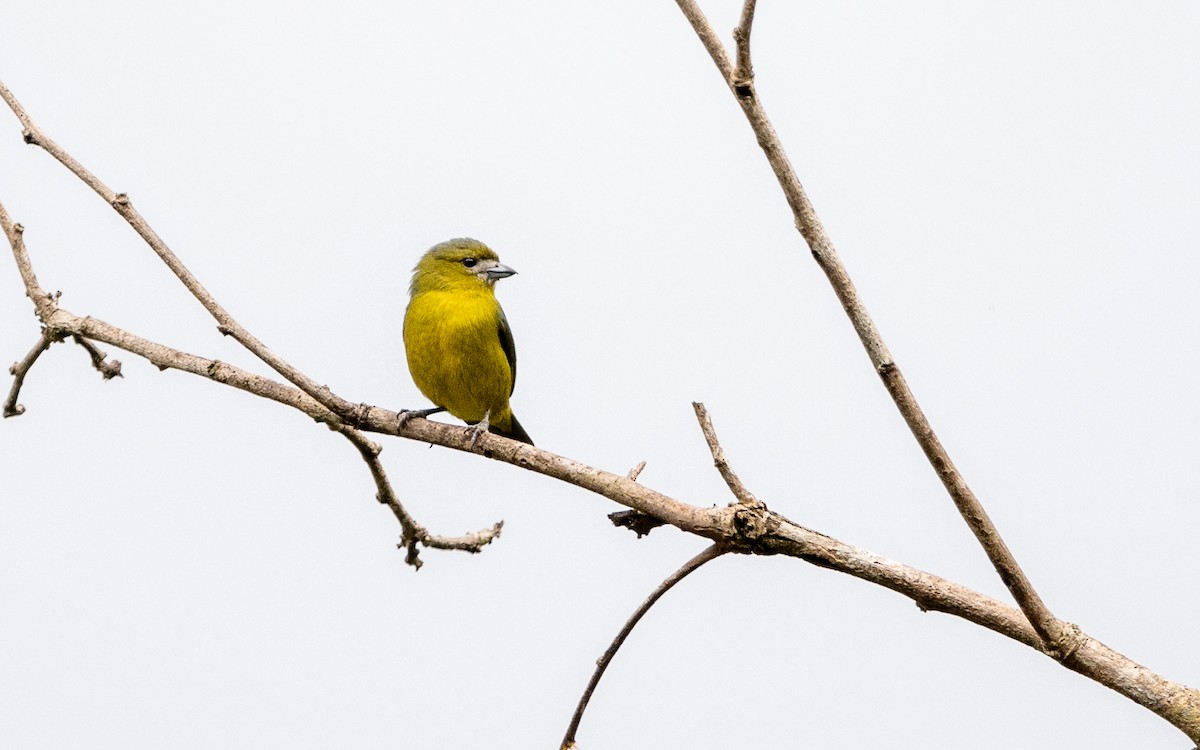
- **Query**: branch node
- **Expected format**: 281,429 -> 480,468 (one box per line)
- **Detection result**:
349,402 -> 373,428
1046,623 -> 1088,663
732,501 -> 776,548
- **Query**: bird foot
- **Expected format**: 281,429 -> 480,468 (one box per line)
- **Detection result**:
397,406 -> 445,429
467,410 -> 492,448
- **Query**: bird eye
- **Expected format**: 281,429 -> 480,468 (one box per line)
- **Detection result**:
461,257 -> 477,268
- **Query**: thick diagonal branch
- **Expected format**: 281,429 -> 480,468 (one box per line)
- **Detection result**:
671,0 -> 1066,653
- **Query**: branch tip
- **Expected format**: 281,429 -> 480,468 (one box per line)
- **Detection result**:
626,460 -> 647,481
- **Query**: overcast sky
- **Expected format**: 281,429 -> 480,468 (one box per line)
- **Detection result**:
2,2 -> 1198,748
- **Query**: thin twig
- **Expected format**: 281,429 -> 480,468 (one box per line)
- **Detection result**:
671,0 -> 1067,654
692,401 -> 759,505
4,329 -> 59,417
560,544 -> 727,750
0,208 -> 58,322
731,0 -> 757,93
71,335 -> 123,379
626,460 -> 647,481
334,424 -> 503,569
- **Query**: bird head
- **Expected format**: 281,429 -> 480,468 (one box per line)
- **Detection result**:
409,238 -> 517,295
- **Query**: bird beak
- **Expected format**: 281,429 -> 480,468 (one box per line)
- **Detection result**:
486,264 -> 517,280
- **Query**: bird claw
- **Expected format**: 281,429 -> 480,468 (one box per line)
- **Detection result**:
467,410 -> 492,448
398,406 -> 446,430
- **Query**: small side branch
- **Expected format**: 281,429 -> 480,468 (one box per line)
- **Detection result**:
72,335 -> 123,379
335,425 -> 502,569
692,402 -> 759,505
560,544 -> 727,750
731,0 -> 757,93
4,329 -> 60,417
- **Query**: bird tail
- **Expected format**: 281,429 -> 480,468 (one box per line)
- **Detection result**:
491,414 -> 533,445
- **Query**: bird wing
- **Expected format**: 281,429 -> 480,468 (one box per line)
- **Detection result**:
497,307 -> 517,395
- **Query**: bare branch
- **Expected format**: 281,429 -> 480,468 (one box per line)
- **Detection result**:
0,79 -> 362,425
0,207 -> 58,321
334,423 -> 502,569
561,544 -> 727,750
4,329 -> 60,417
71,335 -> 123,380
692,401 -> 759,506
671,0 -> 1067,653
626,460 -> 646,481
731,0 -> 757,93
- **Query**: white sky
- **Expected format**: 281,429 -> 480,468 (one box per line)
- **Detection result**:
2,2 -> 1198,748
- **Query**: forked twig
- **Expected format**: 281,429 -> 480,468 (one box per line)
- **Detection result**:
672,0 -> 1068,654
335,424 -> 502,568
560,544 -> 727,750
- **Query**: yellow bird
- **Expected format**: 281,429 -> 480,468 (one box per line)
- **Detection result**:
402,238 -> 533,445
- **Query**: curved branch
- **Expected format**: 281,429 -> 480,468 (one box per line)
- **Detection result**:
561,544 -> 727,750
